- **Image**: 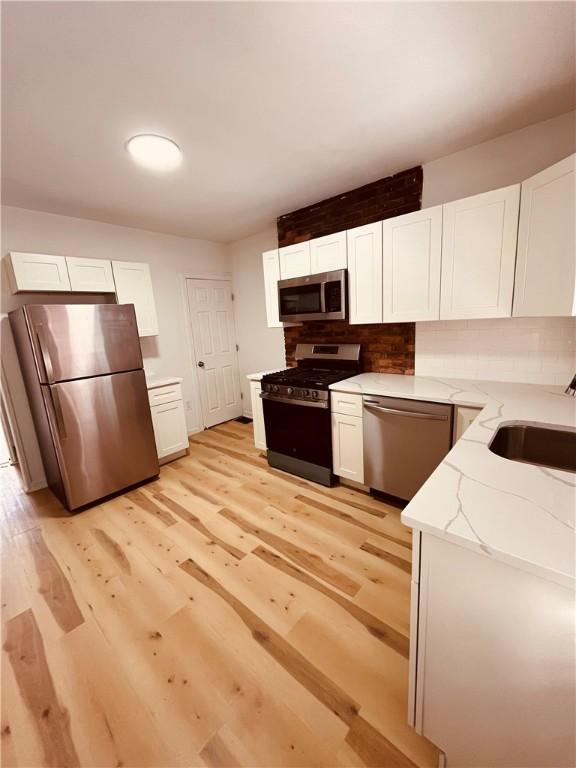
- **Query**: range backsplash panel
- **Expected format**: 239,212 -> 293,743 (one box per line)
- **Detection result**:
278,165 -> 422,373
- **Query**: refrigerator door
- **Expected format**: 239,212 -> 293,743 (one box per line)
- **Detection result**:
42,369 -> 159,510
24,304 -> 143,383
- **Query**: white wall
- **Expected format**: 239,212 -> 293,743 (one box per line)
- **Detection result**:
422,110 -> 576,207
229,228 -> 286,414
1,206 -> 230,437
415,318 -> 576,385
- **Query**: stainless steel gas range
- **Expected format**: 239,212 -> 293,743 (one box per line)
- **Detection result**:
260,343 -> 361,486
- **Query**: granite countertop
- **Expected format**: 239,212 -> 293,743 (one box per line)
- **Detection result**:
146,375 -> 184,389
329,373 -> 576,588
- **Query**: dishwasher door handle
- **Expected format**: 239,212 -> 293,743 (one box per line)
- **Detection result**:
363,402 -> 449,421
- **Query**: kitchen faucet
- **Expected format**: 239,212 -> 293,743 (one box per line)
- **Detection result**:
565,373 -> 576,396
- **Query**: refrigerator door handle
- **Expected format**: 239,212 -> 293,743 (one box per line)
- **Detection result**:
35,324 -> 55,383
51,388 -> 67,439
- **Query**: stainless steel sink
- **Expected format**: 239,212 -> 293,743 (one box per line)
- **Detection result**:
489,422 -> 576,473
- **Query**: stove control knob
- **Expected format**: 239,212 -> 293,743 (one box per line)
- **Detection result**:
312,391 -> 318,399
302,389 -> 309,397
272,385 -> 279,392
287,387 -> 293,395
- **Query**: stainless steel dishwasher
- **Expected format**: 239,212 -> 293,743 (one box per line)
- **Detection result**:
363,395 -> 453,501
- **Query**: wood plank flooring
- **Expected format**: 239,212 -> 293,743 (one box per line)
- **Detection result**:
1,421 -> 440,767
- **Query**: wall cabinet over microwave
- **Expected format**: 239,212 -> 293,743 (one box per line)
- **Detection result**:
261,155 -> 574,326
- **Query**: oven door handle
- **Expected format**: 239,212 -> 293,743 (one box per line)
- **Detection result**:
260,392 -> 329,409
364,402 -> 448,420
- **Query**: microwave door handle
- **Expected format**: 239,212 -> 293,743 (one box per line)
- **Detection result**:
320,282 -> 327,313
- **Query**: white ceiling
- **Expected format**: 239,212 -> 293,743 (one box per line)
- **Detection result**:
2,1 -> 575,243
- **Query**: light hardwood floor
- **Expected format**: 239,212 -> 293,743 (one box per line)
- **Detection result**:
1,421 -> 440,768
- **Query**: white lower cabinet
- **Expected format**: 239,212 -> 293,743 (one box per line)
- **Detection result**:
148,382 -> 188,463
250,381 -> 267,451
410,533 -> 574,767
453,405 -> 482,442
331,392 -> 364,483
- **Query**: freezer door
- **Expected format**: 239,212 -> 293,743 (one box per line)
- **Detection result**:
43,370 -> 159,510
24,304 -> 143,383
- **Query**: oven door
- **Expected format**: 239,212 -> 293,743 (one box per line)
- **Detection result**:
278,270 -> 346,322
262,395 -> 334,484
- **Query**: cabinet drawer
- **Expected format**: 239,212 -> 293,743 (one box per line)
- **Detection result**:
331,392 -> 363,417
148,383 -> 183,407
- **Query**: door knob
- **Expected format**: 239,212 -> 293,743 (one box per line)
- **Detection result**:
198,361 -> 205,368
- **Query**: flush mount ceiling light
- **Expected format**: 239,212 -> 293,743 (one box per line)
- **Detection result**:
126,134 -> 182,171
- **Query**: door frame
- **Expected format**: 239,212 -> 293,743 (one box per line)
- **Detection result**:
180,273 -> 242,431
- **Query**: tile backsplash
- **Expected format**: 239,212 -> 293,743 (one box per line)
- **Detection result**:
415,317 -> 576,385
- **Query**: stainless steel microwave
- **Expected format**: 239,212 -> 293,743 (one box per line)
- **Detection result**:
278,269 -> 347,322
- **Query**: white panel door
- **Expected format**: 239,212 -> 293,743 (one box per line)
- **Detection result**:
7,252 -> 71,292
347,221 -> 383,324
310,231 -> 347,273
262,249 -> 282,328
111,261 -> 159,336
187,278 -> 242,428
513,154 -> 576,317
150,400 -> 189,460
279,241 -> 311,279
66,257 -> 115,293
440,185 -> 520,319
331,412 -> 364,483
383,207 -> 442,322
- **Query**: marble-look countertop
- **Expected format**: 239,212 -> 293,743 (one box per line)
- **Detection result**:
329,373 -> 576,588
246,370 -> 285,382
146,375 -> 184,390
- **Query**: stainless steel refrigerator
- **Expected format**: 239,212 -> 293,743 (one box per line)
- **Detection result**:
10,304 -> 160,511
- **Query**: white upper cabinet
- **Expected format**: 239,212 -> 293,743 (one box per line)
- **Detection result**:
347,221 -> 383,324
262,249 -> 282,328
513,154 -> 576,318
66,256 -> 115,293
440,185 -> 520,320
382,206 -> 442,322
309,230 -> 347,273
7,252 -> 71,293
279,241 -> 311,279
111,260 -> 159,337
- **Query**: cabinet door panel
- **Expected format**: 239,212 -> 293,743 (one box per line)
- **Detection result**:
332,412 -> 364,482
250,382 -> 266,450
279,242 -> 311,279
262,250 -> 282,328
513,154 -> 575,317
66,257 -> 115,293
440,185 -> 520,319
383,207 -> 442,322
151,400 -> 188,459
347,222 -> 383,324
112,260 -> 159,337
8,252 -> 71,292
310,231 -> 347,273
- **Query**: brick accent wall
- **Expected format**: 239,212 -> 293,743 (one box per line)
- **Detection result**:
278,166 -> 422,374
284,321 -> 415,373
278,166 -> 422,246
